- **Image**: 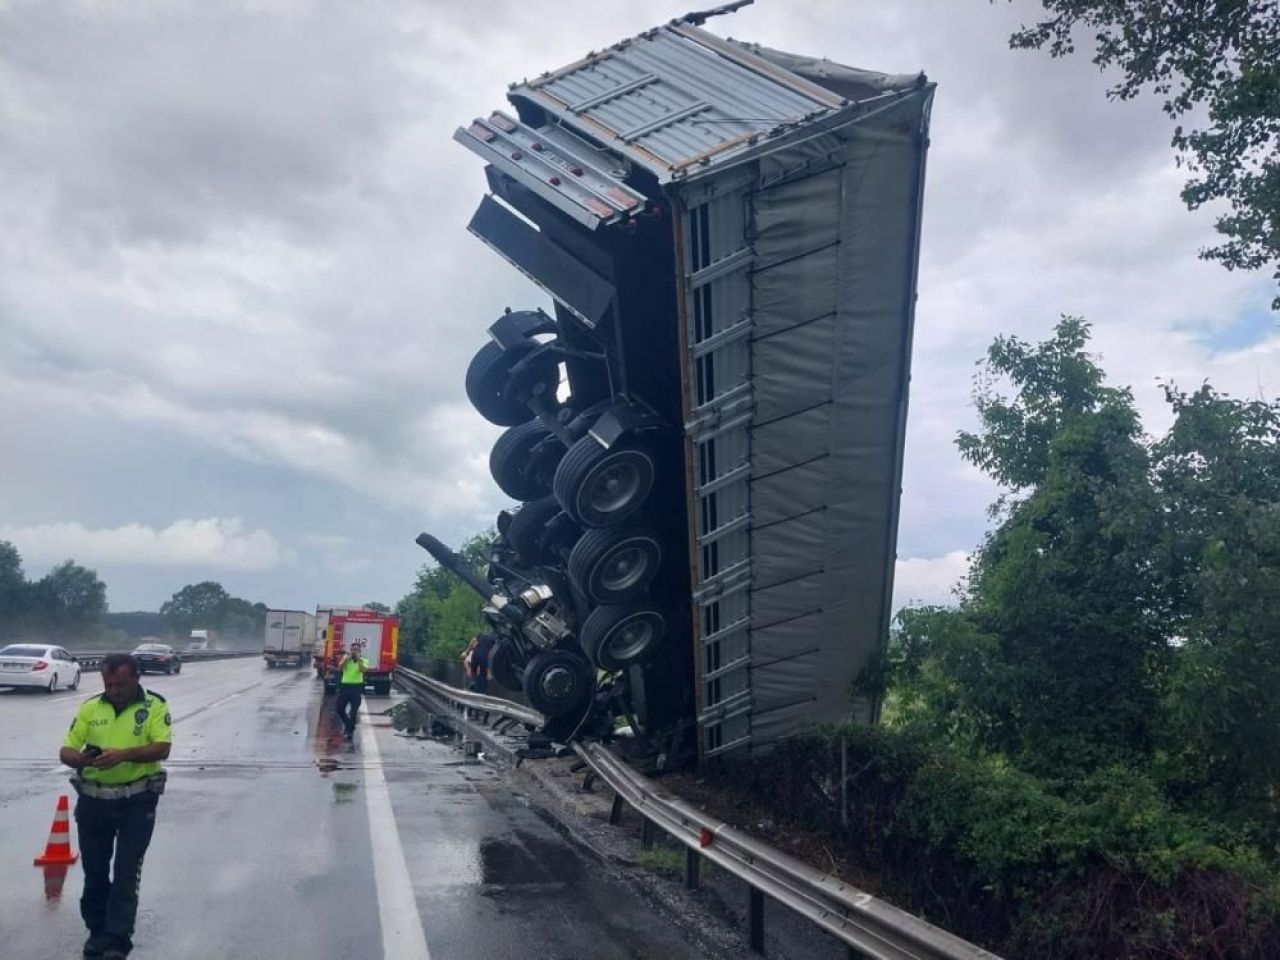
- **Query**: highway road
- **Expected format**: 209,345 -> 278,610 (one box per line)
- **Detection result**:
0,657 -> 705,959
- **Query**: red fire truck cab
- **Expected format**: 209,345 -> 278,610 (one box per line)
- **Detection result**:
320,610 -> 398,696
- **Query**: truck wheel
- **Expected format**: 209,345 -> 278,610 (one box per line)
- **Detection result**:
522,648 -> 593,717
465,341 -> 557,427
490,421 -> 559,501
580,604 -> 668,672
505,496 -> 563,567
568,526 -> 662,605
373,680 -> 392,696
554,435 -> 655,528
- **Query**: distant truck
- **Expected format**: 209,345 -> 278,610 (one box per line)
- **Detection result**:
263,610 -> 317,668
186,629 -> 217,652
318,609 -> 398,696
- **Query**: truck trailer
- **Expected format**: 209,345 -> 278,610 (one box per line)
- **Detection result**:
421,4 -> 934,763
263,609 -> 316,668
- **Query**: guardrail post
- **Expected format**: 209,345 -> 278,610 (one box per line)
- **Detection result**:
641,817 -> 655,850
609,794 -> 625,826
748,887 -> 765,953
684,848 -> 700,890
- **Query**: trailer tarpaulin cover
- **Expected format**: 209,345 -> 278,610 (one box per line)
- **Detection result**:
747,89 -> 931,745
675,68 -> 933,756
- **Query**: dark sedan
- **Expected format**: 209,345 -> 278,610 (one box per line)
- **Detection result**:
132,643 -> 182,675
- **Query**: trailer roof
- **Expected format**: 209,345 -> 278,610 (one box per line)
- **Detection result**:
508,23 -> 923,182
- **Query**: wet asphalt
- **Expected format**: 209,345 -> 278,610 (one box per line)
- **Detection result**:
0,658 -> 704,959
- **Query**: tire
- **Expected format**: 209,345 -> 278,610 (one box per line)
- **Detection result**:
165,665 -> 173,675
46,674 -> 56,694
568,525 -> 662,605
465,341 -> 557,427
491,641 -> 522,692
490,421 -> 560,501
554,435 -> 655,528
70,671 -> 80,691
580,604 -> 668,672
522,648 -> 593,717
505,496 -> 563,567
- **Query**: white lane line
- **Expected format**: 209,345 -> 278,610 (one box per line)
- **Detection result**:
172,683 -> 262,724
359,706 -> 431,960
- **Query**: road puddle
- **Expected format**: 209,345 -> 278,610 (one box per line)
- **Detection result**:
331,781 -> 358,804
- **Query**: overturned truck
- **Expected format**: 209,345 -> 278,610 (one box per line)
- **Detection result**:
418,7 -> 934,764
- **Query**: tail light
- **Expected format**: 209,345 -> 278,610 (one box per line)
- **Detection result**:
32,660 -> 48,671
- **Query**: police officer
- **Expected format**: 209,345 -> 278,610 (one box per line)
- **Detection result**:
58,652 -> 172,960
335,641 -> 368,740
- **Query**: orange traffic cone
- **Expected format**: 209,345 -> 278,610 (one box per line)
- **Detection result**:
33,795 -> 78,866
41,864 -> 71,902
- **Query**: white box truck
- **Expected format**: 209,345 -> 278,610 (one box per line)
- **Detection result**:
263,610 -> 316,668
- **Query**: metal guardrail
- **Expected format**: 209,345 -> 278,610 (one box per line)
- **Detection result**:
394,665 -> 543,727
72,650 -> 262,670
393,666 -> 1002,960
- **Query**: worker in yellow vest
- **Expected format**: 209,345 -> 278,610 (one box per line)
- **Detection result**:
59,652 -> 172,960
335,641 -> 368,740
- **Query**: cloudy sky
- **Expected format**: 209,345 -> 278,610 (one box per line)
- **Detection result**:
1,0 -> 1274,614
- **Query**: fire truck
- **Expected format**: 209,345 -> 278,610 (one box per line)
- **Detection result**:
318,609 -> 398,696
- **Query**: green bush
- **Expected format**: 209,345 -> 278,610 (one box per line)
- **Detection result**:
706,726 -> 1280,958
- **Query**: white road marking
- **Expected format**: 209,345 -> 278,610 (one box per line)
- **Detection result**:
172,683 -> 262,724
359,706 -> 431,960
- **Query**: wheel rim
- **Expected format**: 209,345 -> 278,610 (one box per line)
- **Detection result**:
584,455 -> 646,517
599,543 -> 652,593
606,614 -> 661,663
538,664 -> 578,704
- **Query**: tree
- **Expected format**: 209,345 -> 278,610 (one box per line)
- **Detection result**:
395,531 -> 494,660
0,541 -> 27,624
220,598 -> 267,644
160,581 -> 230,634
363,601 -> 391,614
1152,385 -> 1280,832
1008,1 -> 1280,305
32,560 -> 108,633
890,320 -> 1169,776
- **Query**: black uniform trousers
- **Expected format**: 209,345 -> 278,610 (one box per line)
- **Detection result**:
336,683 -> 363,736
75,791 -> 159,955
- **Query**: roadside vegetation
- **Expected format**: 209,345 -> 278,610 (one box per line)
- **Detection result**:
395,532 -> 493,663
0,557 -> 269,649
696,317 -> 1279,958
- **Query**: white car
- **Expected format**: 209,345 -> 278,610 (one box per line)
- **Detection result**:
0,643 -> 82,692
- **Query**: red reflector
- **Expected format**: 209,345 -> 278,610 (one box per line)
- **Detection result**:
699,828 -> 713,848
549,176 -> 561,186
530,142 -> 544,152
511,150 -> 523,160
32,660 -> 48,671
569,165 -> 584,176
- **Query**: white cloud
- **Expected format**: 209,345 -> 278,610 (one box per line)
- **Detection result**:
0,518 -> 287,572
0,0 -> 1275,610
893,551 -> 971,612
